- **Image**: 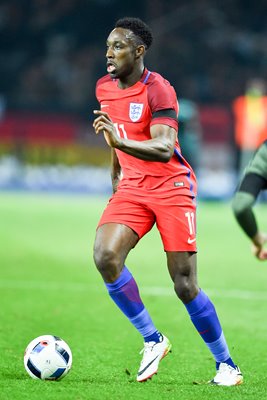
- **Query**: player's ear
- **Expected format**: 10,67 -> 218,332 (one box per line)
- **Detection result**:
135,45 -> 145,59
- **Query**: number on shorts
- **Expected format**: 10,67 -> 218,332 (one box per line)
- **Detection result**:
185,211 -> 195,235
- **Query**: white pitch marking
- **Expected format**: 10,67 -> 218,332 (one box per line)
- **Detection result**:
0,280 -> 267,301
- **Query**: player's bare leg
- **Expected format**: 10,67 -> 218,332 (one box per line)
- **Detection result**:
93,223 -> 170,382
93,223 -> 138,282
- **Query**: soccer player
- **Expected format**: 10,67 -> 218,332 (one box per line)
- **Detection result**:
232,139 -> 267,260
92,17 -> 243,386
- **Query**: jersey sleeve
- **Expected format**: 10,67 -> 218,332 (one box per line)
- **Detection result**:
238,172 -> 267,197
147,78 -> 178,131
95,74 -> 112,103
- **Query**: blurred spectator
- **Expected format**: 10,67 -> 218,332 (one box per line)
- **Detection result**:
0,94 -> 6,120
0,0 -> 267,113
232,78 -> 267,176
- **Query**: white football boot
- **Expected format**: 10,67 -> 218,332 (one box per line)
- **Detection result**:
136,335 -> 172,382
209,363 -> 243,386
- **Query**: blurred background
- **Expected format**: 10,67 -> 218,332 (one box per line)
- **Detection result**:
0,0 -> 267,198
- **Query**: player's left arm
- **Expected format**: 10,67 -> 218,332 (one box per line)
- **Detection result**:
115,122 -> 177,162
93,110 -> 177,162
232,172 -> 267,260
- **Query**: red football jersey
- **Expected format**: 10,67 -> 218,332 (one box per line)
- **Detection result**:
96,68 -> 197,198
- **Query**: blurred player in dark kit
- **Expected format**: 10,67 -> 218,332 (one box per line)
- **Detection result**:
232,140 -> 267,260
92,17 -> 243,386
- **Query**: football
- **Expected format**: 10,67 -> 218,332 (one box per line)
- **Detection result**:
24,335 -> 72,380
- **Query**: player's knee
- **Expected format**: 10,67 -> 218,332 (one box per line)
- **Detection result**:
174,278 -> 198,303
93,246 -> 119,275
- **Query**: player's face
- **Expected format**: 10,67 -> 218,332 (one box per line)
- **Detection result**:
106,28 -> 137,80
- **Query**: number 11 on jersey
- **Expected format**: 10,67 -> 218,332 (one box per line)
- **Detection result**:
114,123 -> 128,139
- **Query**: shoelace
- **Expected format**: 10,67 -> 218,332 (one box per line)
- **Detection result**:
139,341 -> 156,356
217,363 -> 236,375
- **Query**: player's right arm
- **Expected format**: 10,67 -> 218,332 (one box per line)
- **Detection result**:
111,148 -> 121,193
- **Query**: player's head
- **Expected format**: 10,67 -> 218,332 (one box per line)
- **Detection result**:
246,78 -> 266,97
106,17 -> 153,80
115,17 -> 153,50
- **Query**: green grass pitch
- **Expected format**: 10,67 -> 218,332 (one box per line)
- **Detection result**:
0,192 -> 267,400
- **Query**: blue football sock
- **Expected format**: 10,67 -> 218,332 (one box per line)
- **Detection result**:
144,331 -> 162,343
216,358 -> 236,370
105,266 -> 160,342
184,290 -> 234,364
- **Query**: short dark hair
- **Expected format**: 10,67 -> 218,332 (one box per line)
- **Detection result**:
115,17 -> 153,50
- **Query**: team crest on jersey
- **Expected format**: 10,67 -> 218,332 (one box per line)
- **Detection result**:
129,103 -> 144,122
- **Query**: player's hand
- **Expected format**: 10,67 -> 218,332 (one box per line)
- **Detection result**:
93,110 -> 120,148
251,232 -> 267,260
